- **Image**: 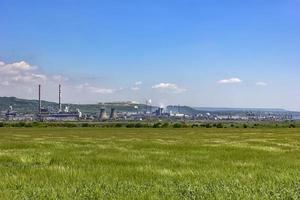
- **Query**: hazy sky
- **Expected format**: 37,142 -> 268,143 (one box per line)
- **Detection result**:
0,0 -> 300,110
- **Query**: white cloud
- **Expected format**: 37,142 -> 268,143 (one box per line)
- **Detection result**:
131,86 -> 140,91
76,83 -> 115,94
0,61 -> 36,75
130,81 -> 143,91
12,73 -> 47,83
134,81 -> 142,85
256,81 -> 268,86
152,83 -> 186,93
0,60 -> 48,86
218,78 -> 242,84
52,75 -> 69,82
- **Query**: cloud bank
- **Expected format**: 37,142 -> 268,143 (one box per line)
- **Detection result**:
256,81 -> 268,86
0,60 -> 117,102
152,83 -> 186,93
218,78 -> 242,84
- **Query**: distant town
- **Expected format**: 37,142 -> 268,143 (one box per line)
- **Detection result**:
1,84 -> 299,122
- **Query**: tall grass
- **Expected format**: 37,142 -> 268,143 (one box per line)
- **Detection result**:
0,128 -> 300,199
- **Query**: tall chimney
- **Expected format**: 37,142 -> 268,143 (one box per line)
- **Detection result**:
38,84 -> 41,114
59,84 -> 62,111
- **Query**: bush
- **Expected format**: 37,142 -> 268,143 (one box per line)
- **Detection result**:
24,123 -> 33,127
191,124 -> 199,128
81,123 -> 89,127
115,123 -> 123,128
32,122 -> 40,127
63,123 -> 77,128
173,123 -> 182,128
153,123 -> 162,128
243,124 -> 248,128
205,123 -> 212,128
289,124 -> 296,128
161,123 -> 169,128
135,123 -> 143,128
13,122 -> 26,127
126,124 -> 135,128
216,123 -> 223,128
181,123 -> 188,128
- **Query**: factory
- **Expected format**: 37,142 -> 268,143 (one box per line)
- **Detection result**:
5,106 -> 17,120
0,84 -> 297,122
98,108 -> 118,121
37,84 -> 82,121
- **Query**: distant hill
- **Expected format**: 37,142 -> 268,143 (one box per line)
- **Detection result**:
0,97 -> 54,114
167,105 -> 294,116
0,96 -> 296,116
193,107 -> 288,113
0,97 -> 156,115
166,105 -> 200,115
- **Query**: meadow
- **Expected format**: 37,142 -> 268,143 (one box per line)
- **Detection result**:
0,127 -> 300,199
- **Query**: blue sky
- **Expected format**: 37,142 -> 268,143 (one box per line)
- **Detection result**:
0,0 -> 300,110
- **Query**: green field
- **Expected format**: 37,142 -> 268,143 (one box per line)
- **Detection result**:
1,128 -> 300,199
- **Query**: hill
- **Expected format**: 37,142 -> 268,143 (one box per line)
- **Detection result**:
0,97 -> 155,115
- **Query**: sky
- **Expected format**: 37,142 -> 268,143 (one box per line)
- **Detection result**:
0,0 -> 300,110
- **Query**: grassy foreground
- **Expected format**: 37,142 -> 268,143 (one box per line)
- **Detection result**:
0,128 -> 300,199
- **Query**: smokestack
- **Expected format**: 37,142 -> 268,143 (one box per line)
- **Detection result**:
38,84 -> 41,114
59,84 -> 62,112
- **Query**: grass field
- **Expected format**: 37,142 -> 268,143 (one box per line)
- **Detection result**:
0,128 -> 300,199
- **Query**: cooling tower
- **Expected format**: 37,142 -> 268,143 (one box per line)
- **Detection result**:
99,108 -> 107,120
110,108 -> 117,119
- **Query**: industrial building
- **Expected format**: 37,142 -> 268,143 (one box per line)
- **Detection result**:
0,84 -> 297,122
37,84 -> 82,121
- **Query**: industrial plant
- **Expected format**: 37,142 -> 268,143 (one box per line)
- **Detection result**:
0,84 -> 298,122
37,84 -> 82,121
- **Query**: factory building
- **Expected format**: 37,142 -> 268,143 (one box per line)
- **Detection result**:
155,107 -> 164,116
37,84 -> 82,121
5,106 -> 17,120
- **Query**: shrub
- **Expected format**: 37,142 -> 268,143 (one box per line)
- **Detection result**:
115,123 -> 123,128
153,123 -> 162,128
13,122 -> 26,127
191,124 -> 199,128
243,124 -> 248,128
24,123 -> 33,127
216,123 -> 224,128
63,123 -> 77,128
200,124 -> 206,128
161,123 -> 169,128
181,123 -> 188,128
173,123 -> 182,128
126,124 -> 135,128
135,123 -> 143,128
205,123 -> 212,128
32,122 -> 40,127
289,124 -> 296,128
81,123 -> 89,127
